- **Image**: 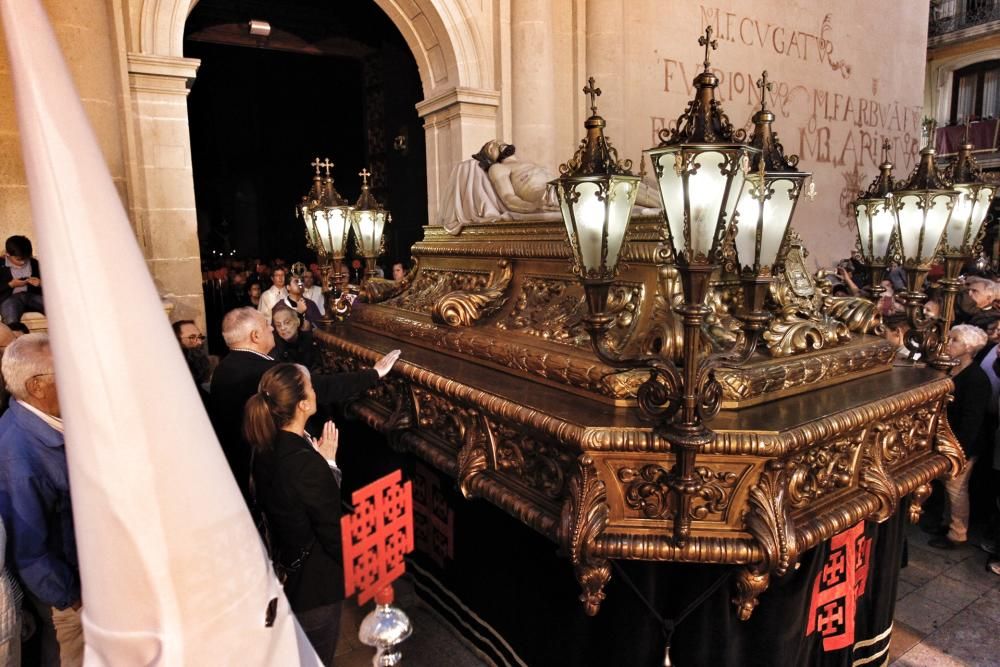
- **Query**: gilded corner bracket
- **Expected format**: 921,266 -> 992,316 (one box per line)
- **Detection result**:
559,455 -> 611,616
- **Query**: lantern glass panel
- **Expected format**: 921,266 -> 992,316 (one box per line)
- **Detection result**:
758,176 -> 797,269
568,181 -> 606,272
921,194 -> 953,260
870,200 -> 896,260
970,184 -> 996,244
733,178 -> 763,271
650,150 -> 686,254
896,194 -> 925,261
322,207 -> 351,256
687,150 -> 728,256
606,177 -> 638,271
352,210 -> 377,255
854,202 -> 872,259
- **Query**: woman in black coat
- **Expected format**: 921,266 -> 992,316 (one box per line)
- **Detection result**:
243,363 -> 345,665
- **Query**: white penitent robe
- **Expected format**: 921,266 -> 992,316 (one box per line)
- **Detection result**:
1,0 -> 318,664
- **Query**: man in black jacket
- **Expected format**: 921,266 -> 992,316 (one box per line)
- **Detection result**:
0,235 -> 43,324
209,307 -> 400,501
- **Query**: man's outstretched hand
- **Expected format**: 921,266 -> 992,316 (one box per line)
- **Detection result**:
374,349 -> 402,378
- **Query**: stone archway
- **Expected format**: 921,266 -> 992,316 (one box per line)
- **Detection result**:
125,0 -> 500,320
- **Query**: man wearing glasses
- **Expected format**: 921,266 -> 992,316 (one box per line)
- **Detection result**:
0,334 -> 83,665
172,320 -> 215,394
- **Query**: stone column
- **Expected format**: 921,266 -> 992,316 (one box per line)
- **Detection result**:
0,0 -> 131,252
416,87 -> 501,226
586,0 -> 626,138
510,0 -> 557,169
127,53 -> 205,326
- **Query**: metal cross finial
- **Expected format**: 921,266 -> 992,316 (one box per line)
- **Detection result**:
922,117 -> 937,149
756,71 -> 772,111
310,157 -> 323,175
698,25 -> 717,72
583,77 -> 602,117
881,138 -> 892,163
318,158 -> 334,176
359,168 -> 371,186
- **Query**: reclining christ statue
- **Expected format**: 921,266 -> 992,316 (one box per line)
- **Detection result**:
437,140 -> 662,235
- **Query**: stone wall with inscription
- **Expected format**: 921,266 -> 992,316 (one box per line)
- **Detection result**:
504,0 -> 930,270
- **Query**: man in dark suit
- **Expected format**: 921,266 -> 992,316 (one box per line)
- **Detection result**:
209,307 -> 400,500
0,235 -> 43,324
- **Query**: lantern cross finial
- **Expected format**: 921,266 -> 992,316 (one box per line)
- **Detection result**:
310,157 -> 323,175
881,138 -> 892,163
698,25 -> 717,72
583,77 -> 602,117
755,71 -> 772,111
318,158 -> 334,176
922,117 -> 937,149
359,168 -> 371,186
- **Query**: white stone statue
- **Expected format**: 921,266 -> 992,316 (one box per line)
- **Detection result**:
437,140 -> 661,235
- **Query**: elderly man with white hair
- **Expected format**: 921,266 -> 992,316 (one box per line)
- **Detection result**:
209,307 -> 400,501
958,276 -> 1000,329
929,324 -> 992,550
0,334 -> 83,665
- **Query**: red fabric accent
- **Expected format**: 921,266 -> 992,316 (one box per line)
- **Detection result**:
806,522 -> 871,651
341,470 -> 415,604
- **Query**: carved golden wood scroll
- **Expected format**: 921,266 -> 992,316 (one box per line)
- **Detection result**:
432,260 -> 513,327
559,455 -> 611,616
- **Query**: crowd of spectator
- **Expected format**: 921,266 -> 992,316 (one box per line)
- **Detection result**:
832,254 -> 1000,577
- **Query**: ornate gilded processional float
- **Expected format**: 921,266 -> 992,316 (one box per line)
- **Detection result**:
309,29 -> 968,666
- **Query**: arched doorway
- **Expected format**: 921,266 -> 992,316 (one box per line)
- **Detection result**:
125,0 -> 500,322
183,1 -> 427,266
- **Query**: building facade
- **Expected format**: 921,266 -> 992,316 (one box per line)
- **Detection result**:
0,0 -> 931,323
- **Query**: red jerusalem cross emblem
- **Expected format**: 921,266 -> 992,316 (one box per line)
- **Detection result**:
341,470 -> 415,604
805,521 -> 872,651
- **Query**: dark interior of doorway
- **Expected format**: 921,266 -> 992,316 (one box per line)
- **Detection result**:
184,0 -> 427,271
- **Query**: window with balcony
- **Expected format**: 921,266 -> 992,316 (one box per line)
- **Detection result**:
951,60 -> 1000,124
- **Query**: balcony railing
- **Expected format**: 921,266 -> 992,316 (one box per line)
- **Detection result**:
930,0 -> 1000,37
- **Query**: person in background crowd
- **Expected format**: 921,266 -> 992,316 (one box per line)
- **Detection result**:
882,313 -> 915,361
0,334 -> 83,666
272,306 -> 320,371
348,258 -> 364,284
209,308 -> 400,501
248,259 -> 271,291
243,364 -> 346,666
392,261 -> 407,282
929,325 -> 991,550
923,297 -> 943,320
0,236 -> 43,325
248,281 -> 262,309
957,276 -> 999,327
302,271 -> 325,316
172,320 -> 216,392
279,274 -> 322,331
258,267 -> 287,324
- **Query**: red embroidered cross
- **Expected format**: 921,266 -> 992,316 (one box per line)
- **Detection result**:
341,470 -> 414,604
806,521 -> 869,651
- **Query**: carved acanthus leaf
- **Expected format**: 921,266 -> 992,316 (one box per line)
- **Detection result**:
823,295 -> 883,334
934,405 -> 966,479
746,464 -> 798,578
560,455 -> 610,616
362,259 -> 419,304
456,409 -> 493,499
432,260 -> 513,327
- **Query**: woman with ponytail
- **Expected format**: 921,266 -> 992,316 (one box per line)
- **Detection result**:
243,363 -> 345,665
